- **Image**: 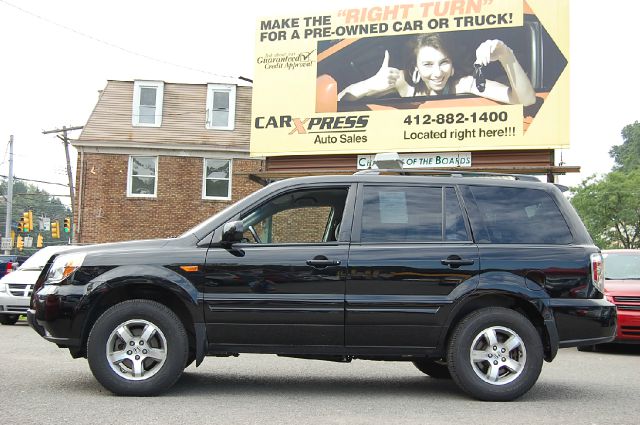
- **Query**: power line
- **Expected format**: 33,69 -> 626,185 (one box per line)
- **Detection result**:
0,140 -> 10,168
42,126 -> 79,242
0,0 -> 247,82
0,174 -> 69,187
10,193 -> 71,197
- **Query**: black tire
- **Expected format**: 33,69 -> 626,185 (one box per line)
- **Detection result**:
0,314 -> 19,325
447,307 -> 543,401
412,359 -> 452,379
87,300 -> 188,396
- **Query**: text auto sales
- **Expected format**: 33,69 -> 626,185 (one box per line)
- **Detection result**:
254,115 -> 369,144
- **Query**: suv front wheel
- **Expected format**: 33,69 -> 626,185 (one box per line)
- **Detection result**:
447,307 -> 543,401
87,299 -> 189,396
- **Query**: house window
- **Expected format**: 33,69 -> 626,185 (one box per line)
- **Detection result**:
132,81 -> 164,127
203,159 -> 231,200
128,156 -> 158,197
206,84 -> 236,130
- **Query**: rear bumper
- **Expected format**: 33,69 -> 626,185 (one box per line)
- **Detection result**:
549,298 -> 617,348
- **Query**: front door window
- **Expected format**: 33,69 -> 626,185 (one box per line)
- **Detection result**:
241,188 -> 348,244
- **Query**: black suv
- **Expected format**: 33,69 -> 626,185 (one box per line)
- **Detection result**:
28,173 -> 616,401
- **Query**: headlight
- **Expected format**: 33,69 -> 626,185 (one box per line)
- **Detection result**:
0,282 -> 6,292
46,253 -> 86,284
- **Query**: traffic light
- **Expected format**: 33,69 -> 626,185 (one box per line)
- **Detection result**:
37,233 -> 43,248
51,221 -> 60,239
17,217 -> 24,232
22,212 -> 30,232
63,217 -> 71,233
28,211 -> 34,233
16,235 -> 23,251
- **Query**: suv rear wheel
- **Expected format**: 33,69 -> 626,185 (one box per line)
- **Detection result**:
447,307 -> 543,401
87,299 -> 188,396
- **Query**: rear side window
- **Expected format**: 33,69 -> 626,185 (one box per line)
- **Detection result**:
465,186 -> 573,244
360,185 -> 469,243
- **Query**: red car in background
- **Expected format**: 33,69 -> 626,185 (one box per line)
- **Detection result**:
580,249 -> 640,351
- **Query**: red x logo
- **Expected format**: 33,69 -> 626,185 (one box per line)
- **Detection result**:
288,118 -> 309,135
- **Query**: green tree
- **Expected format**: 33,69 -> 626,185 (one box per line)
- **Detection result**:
571,170 -> 640,249
609,121 -> 640,171
0,178 -> 71,254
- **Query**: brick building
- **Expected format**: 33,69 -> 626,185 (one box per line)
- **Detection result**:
72,80 -> 263,244
71,79 -> 579,245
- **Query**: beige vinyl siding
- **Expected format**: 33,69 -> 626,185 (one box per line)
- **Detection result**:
79,80 -> 251,150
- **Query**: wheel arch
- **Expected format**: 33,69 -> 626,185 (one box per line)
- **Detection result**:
75,279 -> 200,361
438,291 -> 555,362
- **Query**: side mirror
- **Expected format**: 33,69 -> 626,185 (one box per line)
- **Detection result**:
222,220 -> 244,245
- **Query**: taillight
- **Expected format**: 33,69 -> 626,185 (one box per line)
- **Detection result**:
590,253 -> 605,294
5,262 -> 12,274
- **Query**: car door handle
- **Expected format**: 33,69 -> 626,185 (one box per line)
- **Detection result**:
306,259 -> 341,268
441,256 -> 475,268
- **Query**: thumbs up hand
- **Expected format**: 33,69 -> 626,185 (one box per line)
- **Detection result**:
337,50 -> 406,101
367,50 -> 403,92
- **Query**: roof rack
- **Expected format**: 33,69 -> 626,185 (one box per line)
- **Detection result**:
353,168 -> 541,182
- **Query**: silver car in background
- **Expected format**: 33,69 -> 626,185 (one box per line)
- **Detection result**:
0,246 -> 72,325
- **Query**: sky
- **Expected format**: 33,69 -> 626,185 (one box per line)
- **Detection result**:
0,0 -> 639,207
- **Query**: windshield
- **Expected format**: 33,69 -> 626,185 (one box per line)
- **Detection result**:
179,202 -> 238,238
603,252 -> 640,280
179,182 -> 276,238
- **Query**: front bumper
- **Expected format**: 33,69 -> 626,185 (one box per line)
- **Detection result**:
614,306 -> 640,342
0,292 -> 30,315
549,298 -> 617,348
27,309 -> 45,336
29,284 -> 84,347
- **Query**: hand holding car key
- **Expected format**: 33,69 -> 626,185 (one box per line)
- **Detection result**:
473,64 -> 486,92
473,39 -> 508,93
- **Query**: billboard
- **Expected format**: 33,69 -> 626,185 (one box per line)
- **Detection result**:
251,0 -> 569,157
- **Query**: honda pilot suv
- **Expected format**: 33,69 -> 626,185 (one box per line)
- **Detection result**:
28,172 -> 616,401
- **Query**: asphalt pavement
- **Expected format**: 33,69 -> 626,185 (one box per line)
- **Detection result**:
1,320 -> 639,425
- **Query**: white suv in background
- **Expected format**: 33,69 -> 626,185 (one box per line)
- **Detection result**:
0,246 -> 71,325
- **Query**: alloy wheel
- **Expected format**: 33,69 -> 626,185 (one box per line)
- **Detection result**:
105,319 -> 168,381
469,326 -> 527,385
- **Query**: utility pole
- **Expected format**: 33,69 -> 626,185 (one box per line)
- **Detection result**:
42,125 -> 83,243
3,135 -> 14,254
